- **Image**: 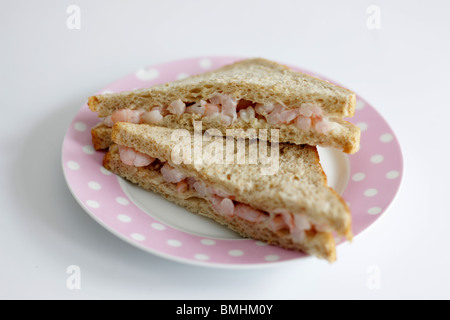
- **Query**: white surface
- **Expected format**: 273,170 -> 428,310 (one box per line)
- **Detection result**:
1,0 -> 449,299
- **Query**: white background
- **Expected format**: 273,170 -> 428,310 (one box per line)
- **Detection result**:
1,0 -> 449,300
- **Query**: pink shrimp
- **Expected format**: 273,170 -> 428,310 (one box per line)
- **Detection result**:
311,104 -> 323,119
103,115 -> 115,127
295,115 -> 311,130
266,104 -> 284,125
209,95 -> 222,105
118,145 -> 155,167
314,119 -> 330,134
193,181 -> 209,197
220,94 -> 237,122
210,196 -> 235,218
293,213 -> 311,231
141,108 -> 163,124
267,214 -> 289,232
278,109 -> 298,124
238,106 -> 256,123
220,114 -> 233,126
254,103 -> 275,115
299,103 -> 314,117
176,181 -> 188,193
111,109 -> 145,124
234,204 -> 267,223
204,103 -> 221,116
160,163 -> 187,183
167,99 -> 186,115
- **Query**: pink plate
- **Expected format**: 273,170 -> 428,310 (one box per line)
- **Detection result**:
62,57 -> 403,268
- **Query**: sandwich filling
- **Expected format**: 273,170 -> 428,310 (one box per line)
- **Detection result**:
101,93 -> 338,134
118,144 -> 328,244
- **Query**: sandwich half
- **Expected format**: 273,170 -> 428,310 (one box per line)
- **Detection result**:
89,58 -> 360,153
103,122 -> 352,262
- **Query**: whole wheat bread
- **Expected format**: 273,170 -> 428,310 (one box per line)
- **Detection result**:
104,144 -> 337,261
111,122 -> 352,240
89,58 -> 355,117
88,58 -> 360,153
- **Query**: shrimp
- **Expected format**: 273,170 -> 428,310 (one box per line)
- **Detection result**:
141,108 -> 163,124
210,196 -> 235,218
234,204 -> 267,223
103,115 -> 115,127
314,119 -> 330,134
118,145 -> 155,167
238,106 -> 256,123
220,94 -> 238,122
111,109 -> 145,124
160,163 -> 187,183
278,109 -> 298,124
176,181 -> 188,193
167,99 -> 186,115
295,115 -> 311,130
254,103 -> 275,115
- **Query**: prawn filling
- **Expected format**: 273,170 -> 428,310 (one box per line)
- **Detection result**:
117,145 -> 324,244
102,93 -> 338,134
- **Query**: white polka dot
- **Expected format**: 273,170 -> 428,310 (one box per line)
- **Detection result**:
356,100 -> 365,110
352,172 -> 365,181
82,145 -> 95,155
100,166 -> 112,175
131,233 -> 146,241
228,250 -> 244,257
74,122 -> 86,131
364,188 -> 378,197
135,68 -> 159,81
116,197 -> 129,205
101,89 -> 114,94
67,161 -> 80,170
176,73 -> 189,80
201,239 -> 216,246
199,59 -> 212,69
86,200 -> 99,208
255,241 -> 268,246
380,133 -> 393,143
88,181 -> 101,190
368,207 -> 382,215
357,122 -> 368,131
194,254 -> 210,261
151,223 -> 166,231
117,214 -> 132,222
386,170 -> 399,179
371,155 -> 384,164
167,239 -> 182,247
264,255 -> 280,262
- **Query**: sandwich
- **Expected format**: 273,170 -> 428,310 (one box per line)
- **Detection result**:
102,122 -> 352,262
88,58 -> 360,154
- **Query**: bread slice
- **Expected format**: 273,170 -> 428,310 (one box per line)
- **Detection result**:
104,144 -> 337,261
88,58 -> 360,153
111,122 -> 352,240
89,58 -> 355,117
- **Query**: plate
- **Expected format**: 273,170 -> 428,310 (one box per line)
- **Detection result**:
62,57 -> 403,268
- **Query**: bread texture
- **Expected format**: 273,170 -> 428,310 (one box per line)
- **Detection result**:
111,122 -> 352,239
89,58 -> 356,118
91,123 -> 113,150
92,113 -> 360,153
104,144 -> 337,262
